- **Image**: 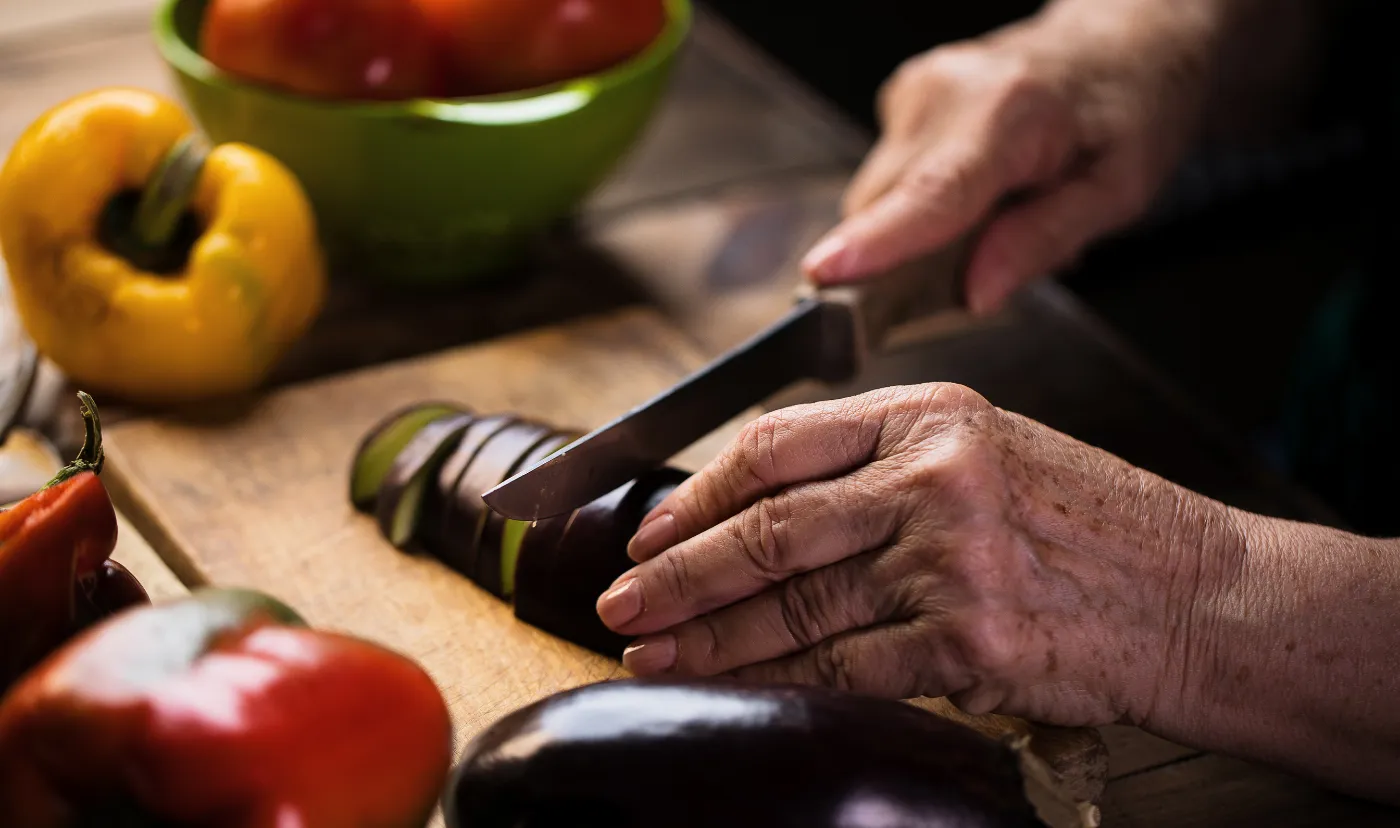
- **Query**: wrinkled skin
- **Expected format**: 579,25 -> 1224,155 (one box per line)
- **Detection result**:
801,0 -> 1324,315
600,383 -> 1400,805
602,384 -> 1224,726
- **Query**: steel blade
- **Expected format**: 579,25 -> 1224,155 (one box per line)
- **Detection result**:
482,297 -> 853,520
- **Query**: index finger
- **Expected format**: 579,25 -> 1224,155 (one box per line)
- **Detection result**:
627,390 -> 898,564
802,137 -> 1012,286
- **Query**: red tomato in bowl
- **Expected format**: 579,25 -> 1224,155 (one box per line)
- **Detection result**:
417,0 -> 668,96
200,0 -> 452,101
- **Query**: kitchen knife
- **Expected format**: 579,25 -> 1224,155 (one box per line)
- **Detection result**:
482,238 -> 973,521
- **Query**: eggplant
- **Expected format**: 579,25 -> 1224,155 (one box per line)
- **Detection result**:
479,432 -> 580,600
348,408 -> 716,659
444,422 -> 555,590
513,467 -> 689,658
443,678 -> 1057,828
374,413 -> 477,548
425,415 -> 520,566
73,560 -> 151,628
349,402 -> 466,510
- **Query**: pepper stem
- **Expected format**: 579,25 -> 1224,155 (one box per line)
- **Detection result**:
132,134 -> 210,250
42,391 -> 105,490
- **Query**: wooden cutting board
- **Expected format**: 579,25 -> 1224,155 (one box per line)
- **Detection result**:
102,307 -> 1108,820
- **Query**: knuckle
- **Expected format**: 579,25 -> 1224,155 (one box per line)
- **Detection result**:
917,43 -> 986,83
881,383 -> 994,456
657,548 -> 697,607
811,637 -> 861,691
909,382 -> 992,421
735,495 -> 795,578
953,613 -> 1020,677
880,52 -> 940,115
678,614 -> 725,673
734,412 -> 788,486
902,156 -> 980,215
777,572 -> 836,648
986,56 -> 1049,114
836,479 -> 887,548
901,444 -> 1001,528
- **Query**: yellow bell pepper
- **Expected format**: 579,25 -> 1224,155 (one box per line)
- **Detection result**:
0,88 -> 326,404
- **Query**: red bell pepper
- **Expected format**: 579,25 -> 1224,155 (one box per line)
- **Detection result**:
0,588 -> 455,826
0,392 -> 148,692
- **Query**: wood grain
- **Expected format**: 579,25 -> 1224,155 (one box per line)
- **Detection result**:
112,508 -> 188,602
102,307 -> 1106,808
1099,754 -> 1399,826
101,309 -> 770,745
0,411 -> 187,604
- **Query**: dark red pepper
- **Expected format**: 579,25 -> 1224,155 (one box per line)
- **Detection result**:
0,392 -> 148,693
0,588 -> 455,826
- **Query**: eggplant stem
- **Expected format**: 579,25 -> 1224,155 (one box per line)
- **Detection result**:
132,134 -> 209,250
42,391 -> 104,490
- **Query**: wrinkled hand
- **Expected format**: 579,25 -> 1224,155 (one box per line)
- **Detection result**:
597,384 -> 1243,729
801,0 -> 1227,314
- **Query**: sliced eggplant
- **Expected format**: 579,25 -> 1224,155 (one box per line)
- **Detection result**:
425,415 -> 520,564
442,678 -> 1049,828
443,422 -> 555,588
483,432 -> 580,600
374,413 -> 476,549
350,402 -> 466,510
513,468 -> 688,658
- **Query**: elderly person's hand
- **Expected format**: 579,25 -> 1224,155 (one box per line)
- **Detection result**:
802,0 -> 1321,315
596,384 -> 1400,805
598,384 -> 1226,727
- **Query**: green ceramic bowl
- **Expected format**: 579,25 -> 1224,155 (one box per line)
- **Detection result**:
152,0 -> 690,287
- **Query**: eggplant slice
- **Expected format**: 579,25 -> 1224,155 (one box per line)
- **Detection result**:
350,406 -> 712,659
425,415 -> 520,569
483,432 -> 580,600
444,422 -> 555,590
443,678 -> 1048,828
350,402 -> 466,510
374,413 -> 477,549
513,468 -> 688,658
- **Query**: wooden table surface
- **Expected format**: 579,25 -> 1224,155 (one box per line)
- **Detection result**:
2,2 -> 1397,824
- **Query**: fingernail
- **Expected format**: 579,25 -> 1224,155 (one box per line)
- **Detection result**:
623,635 -> 677,675
801,234 -> 850,281
628,512 -> 677,561
597,578 -> 643,630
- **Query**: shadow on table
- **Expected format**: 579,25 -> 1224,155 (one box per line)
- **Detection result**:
268,224 -> 648,389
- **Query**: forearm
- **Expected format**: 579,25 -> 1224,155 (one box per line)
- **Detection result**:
1155,508 -> 1400,804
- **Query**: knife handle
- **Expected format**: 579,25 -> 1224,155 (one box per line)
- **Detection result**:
798,236 -> 974,376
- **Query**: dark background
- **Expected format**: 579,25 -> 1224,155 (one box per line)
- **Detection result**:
701,0 -> 1384,524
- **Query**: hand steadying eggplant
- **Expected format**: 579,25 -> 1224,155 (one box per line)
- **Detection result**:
443,678 -> 1094,828
350,404 -> 686,658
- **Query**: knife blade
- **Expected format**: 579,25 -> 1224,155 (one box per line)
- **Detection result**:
482,238 -> 972,521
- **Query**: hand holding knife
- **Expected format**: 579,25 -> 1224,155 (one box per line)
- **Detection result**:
482,238 -> 973,522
